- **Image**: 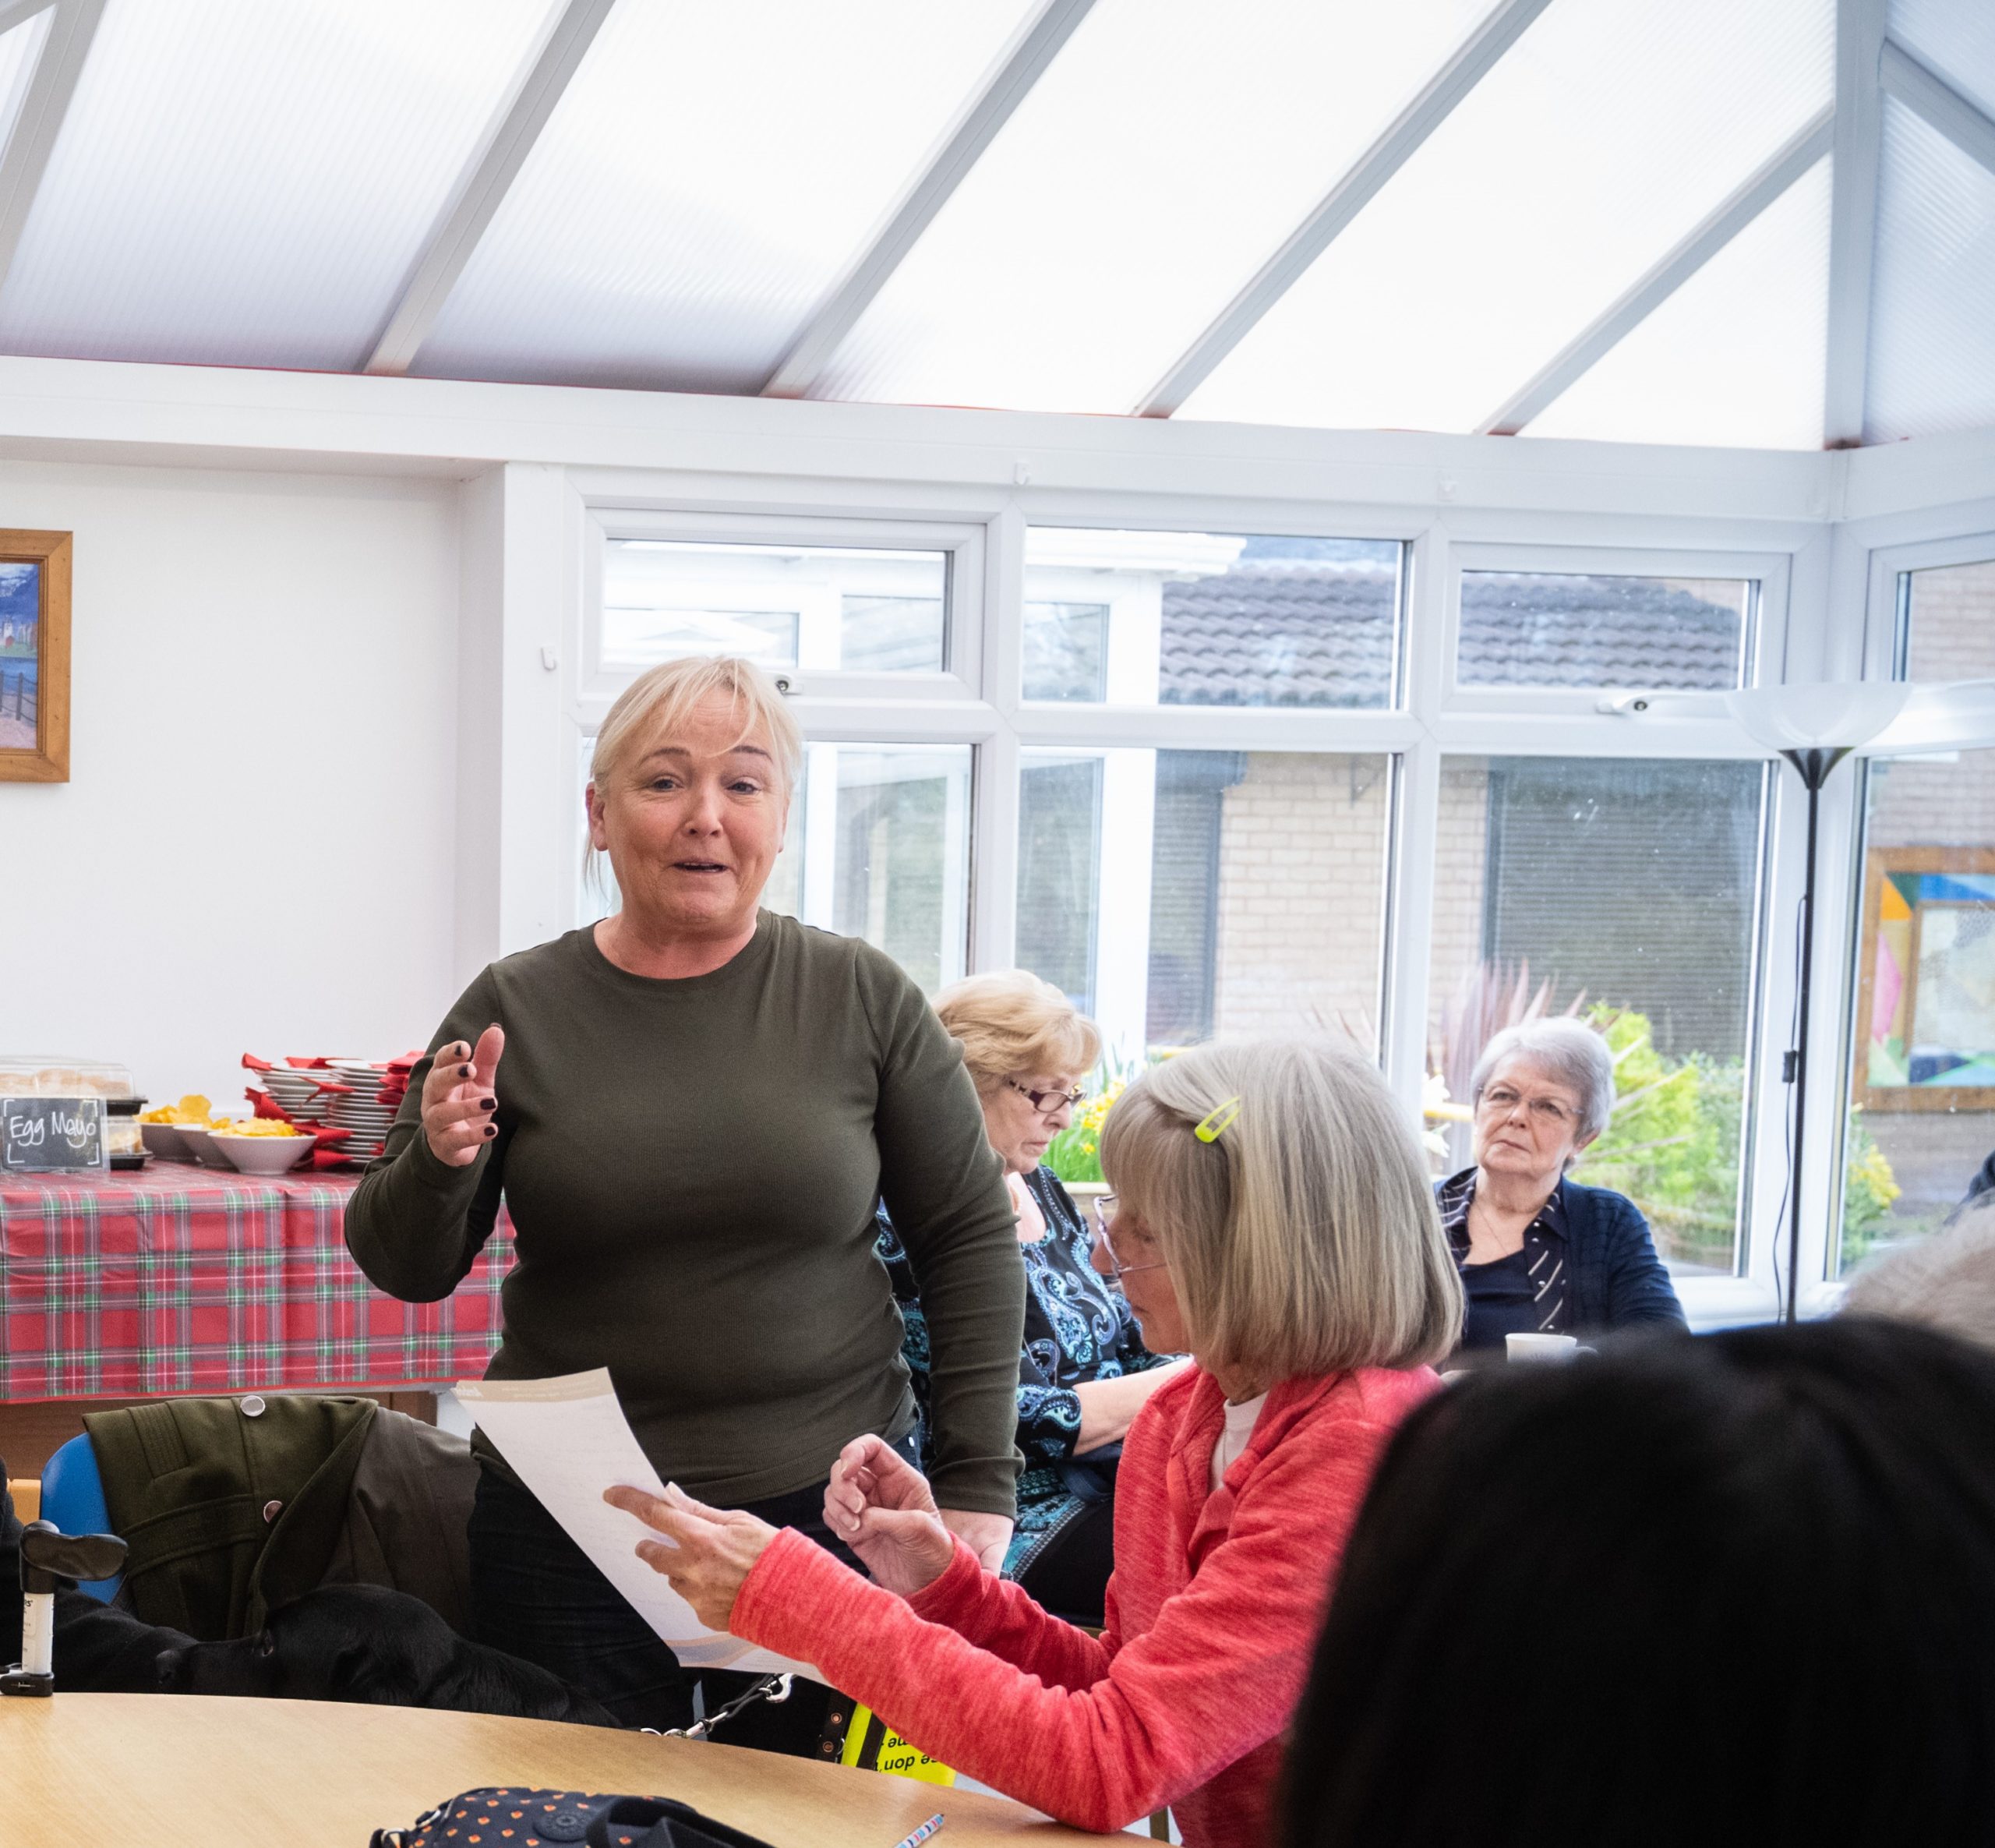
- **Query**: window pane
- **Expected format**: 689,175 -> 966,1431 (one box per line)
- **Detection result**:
1023,602 -> 1110,701
1023,530 -> 1401,708
1019,750 -> 1392,1065
601,540 -> 947,676
1430,757 -> 1767,1274
580,739 -> 968,993
1902,557 -> 1995,681
1458,571 -> 1751,690
1840,747 -> 1995,1274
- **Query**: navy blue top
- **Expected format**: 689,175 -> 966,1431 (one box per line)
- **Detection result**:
876,1167 -> 1175,1578
1439,1168 -> 1570,1350
1437,1168 -> 1690,1352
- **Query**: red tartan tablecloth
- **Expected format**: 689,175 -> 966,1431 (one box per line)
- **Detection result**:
0,1162 -> 511,1401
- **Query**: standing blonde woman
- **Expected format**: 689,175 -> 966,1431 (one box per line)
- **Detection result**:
347,655 -> 1023,1750
608,1037 -> 1463,1846
876,970 -> 1189,1624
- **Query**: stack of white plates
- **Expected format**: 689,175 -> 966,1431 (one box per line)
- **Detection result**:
322,1059 -> 402,1160
260,1065 -> 330,1123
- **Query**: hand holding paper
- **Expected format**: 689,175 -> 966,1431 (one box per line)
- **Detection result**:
454,1368 -> 814,1678
602,1482 -> 776,1631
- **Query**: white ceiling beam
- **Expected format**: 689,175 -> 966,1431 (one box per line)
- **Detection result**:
0,0 -> 104,297
362,0 -> 620,378
1824,0 -> 1887,447
759,0 -> 1096,400
1882,36 -> 1995,180
1132,0 -> 1556,420
0,1 -> 57,36
1479,109 -> 1834,436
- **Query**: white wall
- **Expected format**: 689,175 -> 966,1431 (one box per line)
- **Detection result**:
0,457 -> 464,1112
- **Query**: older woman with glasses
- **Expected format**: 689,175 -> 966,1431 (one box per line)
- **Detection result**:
1441,1017 -> 1686,1355
874,970 -> 1189,1624
607,1036 -> 1463,1846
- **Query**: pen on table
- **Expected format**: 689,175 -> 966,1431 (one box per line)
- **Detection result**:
889,1812 -> 945,1848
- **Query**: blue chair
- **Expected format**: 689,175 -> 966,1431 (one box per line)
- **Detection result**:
39,1433 -> 121,1603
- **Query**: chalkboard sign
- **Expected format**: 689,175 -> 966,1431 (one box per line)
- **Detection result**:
2,1096 -> 107,1171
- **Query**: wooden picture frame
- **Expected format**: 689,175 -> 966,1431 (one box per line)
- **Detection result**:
1854,845 -> 1995,1112
0,528 -> 72,783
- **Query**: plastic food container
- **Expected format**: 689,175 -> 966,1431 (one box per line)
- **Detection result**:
0,1056 -> 144,1169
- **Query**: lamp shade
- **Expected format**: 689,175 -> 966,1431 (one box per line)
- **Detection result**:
1725,682 -> 1910,751
1865,678 -> 1995,754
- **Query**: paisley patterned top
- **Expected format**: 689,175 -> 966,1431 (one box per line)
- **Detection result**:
876,1165 -> 1177,1578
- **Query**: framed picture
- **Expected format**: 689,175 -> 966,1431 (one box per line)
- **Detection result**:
1855,846 -> 1995,1111
0,528 -> 72,783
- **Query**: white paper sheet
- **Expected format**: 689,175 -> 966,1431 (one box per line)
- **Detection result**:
454,1368 -> 817,1679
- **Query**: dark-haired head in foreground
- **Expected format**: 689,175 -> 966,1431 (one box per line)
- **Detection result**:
1282,1320 -> 1995,1848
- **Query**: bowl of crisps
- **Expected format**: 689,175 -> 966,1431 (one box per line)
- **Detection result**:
178,1123 -> 242,1168
139,1095 -> 221,1160
210,1122 -> 315,1175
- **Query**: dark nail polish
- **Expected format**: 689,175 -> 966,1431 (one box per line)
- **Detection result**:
483,1124 -> 496,1139
479,1096 -> 496,1111
460,1065 -> 475,1078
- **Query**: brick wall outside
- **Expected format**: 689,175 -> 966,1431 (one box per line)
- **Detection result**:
1210,753 -> 1391,1051
1204,752 -> 1492,1058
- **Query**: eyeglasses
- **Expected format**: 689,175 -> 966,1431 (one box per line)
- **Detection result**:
1477,1084 -> 1577,1129
1005,1076 -> 1086,1115
1091,1196 -> 1168,1277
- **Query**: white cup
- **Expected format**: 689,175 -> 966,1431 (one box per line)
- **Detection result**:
1506,1332 -> 1580,1364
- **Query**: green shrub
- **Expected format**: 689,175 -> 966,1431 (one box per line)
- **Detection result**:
1838,1107 -> 1905,1271
1570,1005 -> 1743,1271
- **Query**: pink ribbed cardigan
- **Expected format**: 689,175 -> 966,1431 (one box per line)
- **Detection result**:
732,1362 -> 1439,1846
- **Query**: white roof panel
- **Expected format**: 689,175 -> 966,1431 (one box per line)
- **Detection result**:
1866,97 -> 1995,443
810,0 -> 1492,415
413,0 -> 1034,393
1178,0 -> 1834,433
0,0 -> 557,371
1891,0 -> 1995,124
1527,157 -> 1831,450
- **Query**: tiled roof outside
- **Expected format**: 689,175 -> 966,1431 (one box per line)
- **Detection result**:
1158,563 -> 1743,705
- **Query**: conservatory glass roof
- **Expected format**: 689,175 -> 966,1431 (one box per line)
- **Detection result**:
0,0 -> 1985,450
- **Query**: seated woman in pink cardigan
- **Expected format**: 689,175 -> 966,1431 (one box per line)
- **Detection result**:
607,1037 -> 1463,1847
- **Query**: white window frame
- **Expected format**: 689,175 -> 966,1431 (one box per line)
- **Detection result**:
1439,539 -> 1786,719
413,405 -> 1995,1339
580,505 -> 990,712
1806,525 -> 1995,1312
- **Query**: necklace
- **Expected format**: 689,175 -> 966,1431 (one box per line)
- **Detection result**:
1467,1193 -> 1528,1260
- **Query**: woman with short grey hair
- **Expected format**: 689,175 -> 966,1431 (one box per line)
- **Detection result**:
1439,1016 -> 1686,1354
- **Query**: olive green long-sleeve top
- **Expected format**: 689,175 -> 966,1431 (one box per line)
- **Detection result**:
345,914 -> 1025,1514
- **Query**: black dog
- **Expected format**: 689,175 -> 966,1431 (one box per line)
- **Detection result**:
155,1582 -> 617,1727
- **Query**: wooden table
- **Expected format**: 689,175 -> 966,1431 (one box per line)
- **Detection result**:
2,1694 -> 1104,1846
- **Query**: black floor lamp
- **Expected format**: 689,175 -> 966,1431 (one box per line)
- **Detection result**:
1727,684 -> 1909,1323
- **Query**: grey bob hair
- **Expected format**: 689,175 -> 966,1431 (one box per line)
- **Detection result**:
1100,1037 -> 1462,1380
1471,1017 -> 1617,1147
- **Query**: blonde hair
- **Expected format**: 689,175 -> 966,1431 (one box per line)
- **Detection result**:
1100,1037 -> 1462,1379
933,970 -> 1100,1093
585,655 -> 803,891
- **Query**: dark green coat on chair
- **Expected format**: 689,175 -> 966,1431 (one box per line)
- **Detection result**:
85,1394 -> 477,1641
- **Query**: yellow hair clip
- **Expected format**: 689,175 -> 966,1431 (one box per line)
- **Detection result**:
1193,1095 -> 1242,1143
